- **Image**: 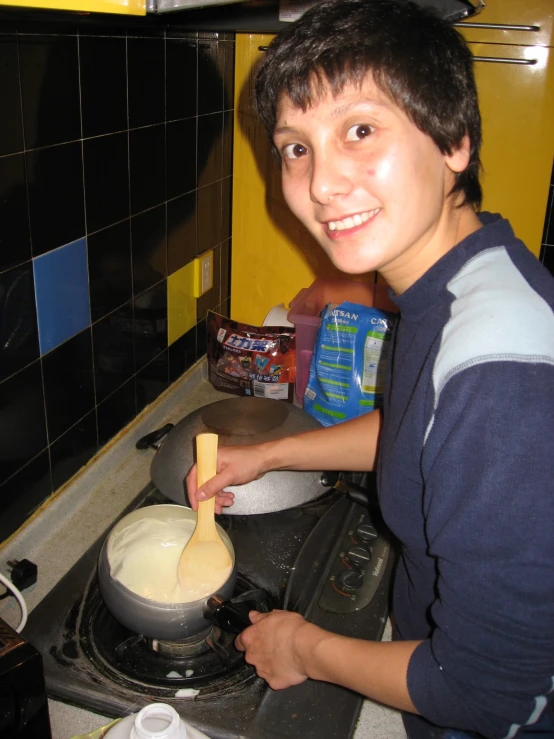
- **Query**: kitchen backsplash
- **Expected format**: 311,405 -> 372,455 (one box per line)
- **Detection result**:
540,162 -> 554,276
0,13 -> 234,542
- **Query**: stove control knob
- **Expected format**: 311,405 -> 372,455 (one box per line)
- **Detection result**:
347,546 -> 371,567
356,523 -> 378,543
337,569 -> 364,591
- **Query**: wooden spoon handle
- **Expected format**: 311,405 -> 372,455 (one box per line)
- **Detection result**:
196,433 -> 218,537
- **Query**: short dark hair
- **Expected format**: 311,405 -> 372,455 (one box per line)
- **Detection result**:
254,0 -> 482,209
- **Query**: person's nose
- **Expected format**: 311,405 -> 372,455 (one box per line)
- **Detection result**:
309,147 -> 353,205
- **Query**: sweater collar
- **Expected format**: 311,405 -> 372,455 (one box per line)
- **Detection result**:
388,213 -> 516,321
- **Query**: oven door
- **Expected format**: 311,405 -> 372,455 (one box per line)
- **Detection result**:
0,617 -> 52,739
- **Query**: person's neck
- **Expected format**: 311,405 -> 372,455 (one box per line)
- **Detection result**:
382,203 -> 482,295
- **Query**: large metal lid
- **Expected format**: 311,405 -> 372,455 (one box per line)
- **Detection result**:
150,397 -> 327,515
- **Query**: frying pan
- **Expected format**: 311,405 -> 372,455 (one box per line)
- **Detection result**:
136,397 -> 327,515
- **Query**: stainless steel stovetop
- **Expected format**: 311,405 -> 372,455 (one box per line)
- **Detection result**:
22,477 -> 393,739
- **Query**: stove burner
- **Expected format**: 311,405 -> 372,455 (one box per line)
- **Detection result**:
150,627 -> 215,658
80,576 -> 259,690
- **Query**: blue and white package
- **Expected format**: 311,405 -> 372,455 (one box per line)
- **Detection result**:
303,302 -> 397,427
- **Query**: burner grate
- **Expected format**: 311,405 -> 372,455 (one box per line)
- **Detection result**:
80,577 -> 257,689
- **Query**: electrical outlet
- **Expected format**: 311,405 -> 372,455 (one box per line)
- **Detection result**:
201,251 -> 213,294
192,250 -> 214,297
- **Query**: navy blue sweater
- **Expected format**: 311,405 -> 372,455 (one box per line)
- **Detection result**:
377,214 -> 554,738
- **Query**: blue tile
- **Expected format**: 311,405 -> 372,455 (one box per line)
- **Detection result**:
33,238 -> 91,355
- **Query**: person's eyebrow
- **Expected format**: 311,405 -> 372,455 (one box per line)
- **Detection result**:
332,99 -> 392,117
274,98 -> 392,136
273,125 -> 297,137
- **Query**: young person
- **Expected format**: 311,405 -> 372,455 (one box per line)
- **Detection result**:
186,1 -> 554,736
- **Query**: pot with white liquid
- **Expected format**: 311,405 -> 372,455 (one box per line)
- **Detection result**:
98,504 -> 242,641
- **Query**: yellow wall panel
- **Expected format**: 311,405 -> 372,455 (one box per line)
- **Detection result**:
231,33 -> 369,325
167,262 -> 196,346
1,0 -> 145,12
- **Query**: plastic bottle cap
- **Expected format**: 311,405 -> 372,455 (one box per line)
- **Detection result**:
132,703 -> 187,739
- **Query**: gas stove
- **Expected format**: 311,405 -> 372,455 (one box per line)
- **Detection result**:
22,477 -> 393,739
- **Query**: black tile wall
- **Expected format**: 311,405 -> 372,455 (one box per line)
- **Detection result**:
0,154 -> 31,272
0,38 -> 24,156
88,220 -> 133,322
80,36 -> 127,138
83,132 -> 130,233
42,329 -> 96,443
129,124 -> 166,214
26,140 -> 85,257
167,191 -> 196,273
166,118 -> 197,200
0,16 -> 234,543
128,37 -> 165,129
0,263 -> 39,382
166,40 -> 197,122
540,162 -> 554,277
131,205 -> 167,295
19,35 -> 81,150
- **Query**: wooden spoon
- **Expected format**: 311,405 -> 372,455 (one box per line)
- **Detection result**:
177,433 -> 232,593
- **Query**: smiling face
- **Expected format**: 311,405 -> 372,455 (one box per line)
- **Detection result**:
273,76 -> 480,293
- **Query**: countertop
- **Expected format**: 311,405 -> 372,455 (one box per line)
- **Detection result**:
0,361 -> 405,739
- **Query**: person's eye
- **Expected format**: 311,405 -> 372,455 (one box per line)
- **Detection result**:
282,143 -> 308,160
346,124 -> 374,141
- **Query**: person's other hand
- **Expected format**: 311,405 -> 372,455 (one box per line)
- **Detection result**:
185,444 -> 268,513
235,610 -> 310,689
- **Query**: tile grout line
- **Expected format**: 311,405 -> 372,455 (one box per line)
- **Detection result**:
76,30 -> 100,450
124,33 -> 139,421
163,29 -> 170,389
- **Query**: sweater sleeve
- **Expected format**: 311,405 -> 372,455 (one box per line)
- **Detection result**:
407,360 -> 554,738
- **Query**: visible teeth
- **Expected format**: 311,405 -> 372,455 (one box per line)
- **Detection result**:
327,209 -> 379,232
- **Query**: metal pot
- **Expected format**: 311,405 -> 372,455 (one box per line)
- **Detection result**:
98,504 -> 238,640
136,397 -> 327,515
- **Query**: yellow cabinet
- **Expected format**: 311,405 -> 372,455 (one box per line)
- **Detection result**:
456,0 -> 553,47
468,42 -> 554,256
1,0 -> 145,14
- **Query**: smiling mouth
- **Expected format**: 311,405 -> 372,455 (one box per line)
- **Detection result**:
327,208 -> 380,232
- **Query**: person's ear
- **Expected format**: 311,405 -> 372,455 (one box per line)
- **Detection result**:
445,134 -> 471,174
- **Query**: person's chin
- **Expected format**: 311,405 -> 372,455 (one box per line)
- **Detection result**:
326,245 -> 379,276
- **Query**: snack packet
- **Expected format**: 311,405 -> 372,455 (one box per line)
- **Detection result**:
207,311 -> 296,402
303,302 -> 396,426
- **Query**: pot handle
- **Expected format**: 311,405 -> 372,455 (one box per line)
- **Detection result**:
204,589 -> 273,634
136,423 -> 175,450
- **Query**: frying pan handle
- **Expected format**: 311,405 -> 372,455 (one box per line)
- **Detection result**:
136,423 -> 174,450
321,471 -> 370,507
204,589 -> 273,634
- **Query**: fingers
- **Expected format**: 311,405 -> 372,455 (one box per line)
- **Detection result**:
196,471 -> 235,502
249,610 -> 269,624
235,633 -> 245,651
234,610 -> 262,651
185,466 -> 199,510
186,444 -> 269,509
186,463 -> 235,510
214,492 -> 235,515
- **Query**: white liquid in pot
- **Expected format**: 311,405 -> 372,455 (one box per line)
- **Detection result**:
107,518 -> 232,603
